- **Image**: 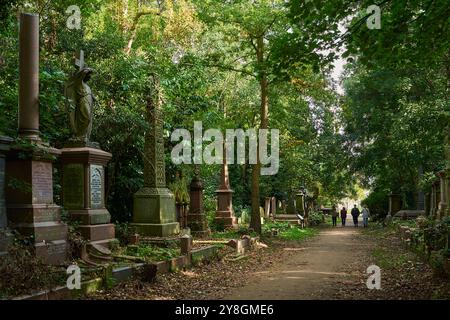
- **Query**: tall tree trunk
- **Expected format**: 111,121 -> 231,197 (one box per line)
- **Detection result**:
250,35 -> 269,234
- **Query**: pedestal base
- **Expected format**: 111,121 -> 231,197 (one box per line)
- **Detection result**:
187,213 -> 210,238
61,147 -> 116,246
79,224 -> 115,242
132,187 -> 180,237
34,239 -> 68,265
215,211 -> 238,229
131,222 -> 180,237
6,147 -> 68,265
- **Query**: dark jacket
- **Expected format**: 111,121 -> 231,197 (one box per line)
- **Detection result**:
340,209 -> 347,218
351,207 -> 360,217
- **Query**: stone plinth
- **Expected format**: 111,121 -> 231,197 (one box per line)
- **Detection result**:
5,144 -> 68,264
132,188 -> 180,237
215,189 -> 237,228
60,147 -> 115,247
188,175 -> 210,238
215,155 -> 237,229
0,136 -> 14,256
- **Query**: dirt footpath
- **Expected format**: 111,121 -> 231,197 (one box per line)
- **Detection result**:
224,225 -> 372,300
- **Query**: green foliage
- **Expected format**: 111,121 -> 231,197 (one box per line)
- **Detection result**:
114,222 -> 136,246
0,243 -> 66,299
362,189 -> 389,221
126,244 -> 180,262
308,211 -> 325,226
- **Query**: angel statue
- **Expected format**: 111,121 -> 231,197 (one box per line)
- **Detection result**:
64,50 -> 97,147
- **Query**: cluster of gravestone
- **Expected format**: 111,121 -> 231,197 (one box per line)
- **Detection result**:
388,169 -> 450,220
0,13 -> 239,264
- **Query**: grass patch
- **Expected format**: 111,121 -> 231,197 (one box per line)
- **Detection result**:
279,227 -> 318,241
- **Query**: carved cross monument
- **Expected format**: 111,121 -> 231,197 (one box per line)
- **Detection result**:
132,75 -> 180,237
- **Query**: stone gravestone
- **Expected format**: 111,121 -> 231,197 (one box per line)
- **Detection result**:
295,192 -> 305,215
132,75 -> 179,237
270,197 -> 277,217
215,144 -> 237,229
60,50 -> 115,247
5,13 -> 68,264
187,166 -> 210,238
0,136 -> 13,257
264,197 -> 271,219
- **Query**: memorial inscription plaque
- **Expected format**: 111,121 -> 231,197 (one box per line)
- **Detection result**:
32,161 -> 53,204
90,164 -> 103,209
63,163 -> 84,209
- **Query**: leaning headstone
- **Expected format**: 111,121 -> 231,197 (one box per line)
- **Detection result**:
187,166 -> 210,238
0,136 -> 13,257
131,75 -> 179,237
60,50 -> 115,247
5,13 -> 67,264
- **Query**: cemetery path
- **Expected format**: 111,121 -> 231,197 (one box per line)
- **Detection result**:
224,223 -> 372,300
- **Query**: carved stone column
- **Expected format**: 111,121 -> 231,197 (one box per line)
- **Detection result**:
132,76 -> 179,237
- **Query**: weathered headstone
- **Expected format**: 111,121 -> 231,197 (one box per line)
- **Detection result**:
5,13 -> 68,264
60,50 -> 115,247
131,75 -> 179,237
270,197 -> 277,217
215,145 -> 237,229
187,166 -> 210,238
0,136 -> 13,257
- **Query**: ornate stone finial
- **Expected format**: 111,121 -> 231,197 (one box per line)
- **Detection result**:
64,50 -> 97,147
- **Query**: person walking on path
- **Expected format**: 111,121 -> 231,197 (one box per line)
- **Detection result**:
340,207 -> 347,226
351,205 -> 360,227
331,205 -> 338,227
362,205 -> 370,228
